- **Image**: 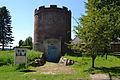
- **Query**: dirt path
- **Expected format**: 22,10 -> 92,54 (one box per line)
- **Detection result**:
90,74 -> 120,80
90,74 -> 109,80
25,62 -> 76,75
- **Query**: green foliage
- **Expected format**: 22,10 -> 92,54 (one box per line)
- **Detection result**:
14,63 -> 27,70
27,50 -> 41,63
0,6 -> 14,50
0,51 -> 14,65
71,0 -> 120,68
22,36 -> 32,46
0,64 -> 14,72
80,0 -> 120,52
18,40 -> 24,46
15,46 -> 32,50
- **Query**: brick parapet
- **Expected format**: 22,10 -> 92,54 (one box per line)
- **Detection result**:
34,5 -> 71,16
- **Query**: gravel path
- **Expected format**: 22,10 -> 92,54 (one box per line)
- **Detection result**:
90,74 -> 120,80
25,62 -> 76,75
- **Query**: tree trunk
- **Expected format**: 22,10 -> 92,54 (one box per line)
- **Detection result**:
2,43 -> 4,50
92,55 -> 96,68
105,53 -> 108,60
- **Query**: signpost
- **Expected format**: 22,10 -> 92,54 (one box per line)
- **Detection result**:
14,48 -> 27,65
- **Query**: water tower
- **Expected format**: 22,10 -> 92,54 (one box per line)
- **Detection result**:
33,5 -> 71,62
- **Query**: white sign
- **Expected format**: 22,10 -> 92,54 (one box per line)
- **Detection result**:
14,48 -> 27,64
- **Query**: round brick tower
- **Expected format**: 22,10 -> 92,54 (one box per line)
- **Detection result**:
33,5 -> 71,55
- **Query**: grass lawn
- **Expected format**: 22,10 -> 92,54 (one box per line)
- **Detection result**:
0,51 -> 120,80
0,64 -> 83,80
64,54 -> 120,79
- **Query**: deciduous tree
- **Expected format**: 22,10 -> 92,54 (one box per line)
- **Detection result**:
22,36 -> 32,46
73,0 -> 120,68
19,40 -> 24,46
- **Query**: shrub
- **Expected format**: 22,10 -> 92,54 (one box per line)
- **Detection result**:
27,50 -> 41,63
14,46 -> 32,50
0,51 -> 14,65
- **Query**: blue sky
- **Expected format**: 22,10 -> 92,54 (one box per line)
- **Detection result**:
0,0 -> 87,47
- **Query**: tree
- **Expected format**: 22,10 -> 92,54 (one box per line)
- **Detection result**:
22,36 -> 32,46
0,6 -> 14,50
73,0 -> 120,68
19,40 -> 24,46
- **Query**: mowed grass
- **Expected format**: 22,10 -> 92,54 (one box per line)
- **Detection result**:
0,51 -> 120,80
0,64 -> 83,80
0,72 -> 83,80
64,54 -> 120,79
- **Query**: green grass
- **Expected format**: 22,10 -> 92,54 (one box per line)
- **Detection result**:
64,54 -> 120,79
0,50 -> 14,65
0,51 -> 120,80
27,50 -> 41,63
0,64 -> 84,80
0,72 -> 83,80
0,50 -> 41,66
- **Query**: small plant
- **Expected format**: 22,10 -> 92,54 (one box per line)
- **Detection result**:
14,63 -> 27,70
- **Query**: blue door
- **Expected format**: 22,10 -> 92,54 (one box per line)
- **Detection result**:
48,46 -> 57,62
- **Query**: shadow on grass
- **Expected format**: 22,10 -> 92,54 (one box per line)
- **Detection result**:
109,53 -> 120,58
66,52 -> 82,57
113,55 -> 120,58
95,67 -> 120,73
84,66 -> 120,79
20,70 -> 36,73
95,66 -> 120,78
0,62 -> 7,66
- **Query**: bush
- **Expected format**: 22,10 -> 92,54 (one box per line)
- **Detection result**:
0,51 -> 14,65
14,46 -> 32,50
27,50 -> 41,63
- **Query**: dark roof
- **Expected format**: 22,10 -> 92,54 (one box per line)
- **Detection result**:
110,42 -> 120,44
72,37 -> 80,43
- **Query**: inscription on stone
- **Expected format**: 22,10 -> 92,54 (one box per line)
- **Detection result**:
14,48 -> 27,64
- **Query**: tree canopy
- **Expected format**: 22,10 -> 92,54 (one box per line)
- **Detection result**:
73,0 -> 120,68
19,40 -> 24,46
22,36 -> 32,46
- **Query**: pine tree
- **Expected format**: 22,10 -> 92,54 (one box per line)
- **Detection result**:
0,6 -> 14,50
